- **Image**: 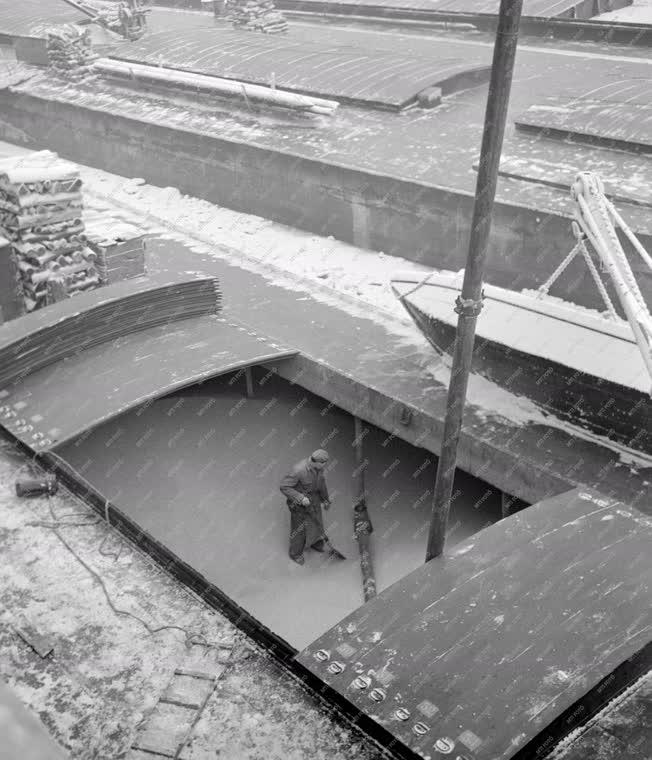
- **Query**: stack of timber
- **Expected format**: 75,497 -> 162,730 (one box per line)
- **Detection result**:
228,0 -> 288,34
0,272 -> 222,389
85,217 -> 146,284
77,0 -> 149,40
95,60 -> 339,116
46,25 -> 98,82
0,235 -> 23,324
0,153 -> 100,314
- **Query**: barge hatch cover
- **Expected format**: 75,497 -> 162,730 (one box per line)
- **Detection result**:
281,0 -> 600,19
112,28 -> 491,111
0,0 -> 87,39
0,314 -> 297,451
297,488 -> 652,760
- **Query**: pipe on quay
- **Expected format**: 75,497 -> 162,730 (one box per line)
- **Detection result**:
95,59 -> 339,116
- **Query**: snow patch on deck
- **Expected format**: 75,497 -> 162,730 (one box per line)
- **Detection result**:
596,0 -> 652,22
1,139 -> 649,471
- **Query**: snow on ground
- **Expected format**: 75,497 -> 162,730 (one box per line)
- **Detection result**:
0,140 -> 649,469
77,161 -> 652,469
86,174 -> 430,324
596,0 -> 652,22
0,438 -> 384,760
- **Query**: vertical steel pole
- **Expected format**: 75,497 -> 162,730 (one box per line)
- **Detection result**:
425,0 -> 524,562
353,417 -> 376,601
244,367 -> 254,397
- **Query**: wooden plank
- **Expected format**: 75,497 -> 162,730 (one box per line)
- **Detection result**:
130,742 -> 176,758
12,618 -> 55,659
174,668 -> 218,681
162,674 -> 214,710
135,702 -> 194,757
174,675 -> 220,760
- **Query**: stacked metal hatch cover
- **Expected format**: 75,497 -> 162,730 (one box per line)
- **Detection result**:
297,488 -> 652,760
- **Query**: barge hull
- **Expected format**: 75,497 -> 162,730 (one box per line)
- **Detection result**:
401,297 -> 652,454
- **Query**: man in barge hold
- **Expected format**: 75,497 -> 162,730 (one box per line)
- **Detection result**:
280,449 -> 345,565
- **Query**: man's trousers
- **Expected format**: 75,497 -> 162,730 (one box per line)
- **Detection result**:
288,501 -> 327,559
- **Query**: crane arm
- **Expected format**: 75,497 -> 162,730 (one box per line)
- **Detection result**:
570,172 -> 652,390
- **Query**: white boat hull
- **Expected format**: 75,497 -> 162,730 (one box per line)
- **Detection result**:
392,270 -> 651,453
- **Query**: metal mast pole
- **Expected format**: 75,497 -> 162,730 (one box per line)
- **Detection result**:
425,0 -> 524,562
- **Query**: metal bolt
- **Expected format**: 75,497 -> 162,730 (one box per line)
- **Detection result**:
395,708 -> 410,721
433,738 -> 455,754
352,676 -> 371,690
327,661 -> 345,675
314,649 -> 330,662
369,688 -> 386,702
413,723 -> 430,735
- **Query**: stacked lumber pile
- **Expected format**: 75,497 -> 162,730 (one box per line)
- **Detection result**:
96,60 -> 339,116
79,0 -> 149,41
46,25 -> 98,82
78,0 -> 122,27
0,153 -> 100,314
228,0 -> 288,34
85,217 -> 147,284
0,235 -> 23,324
0,273 -> 222,389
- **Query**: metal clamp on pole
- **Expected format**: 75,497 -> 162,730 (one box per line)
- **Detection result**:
454,293 -> 485,318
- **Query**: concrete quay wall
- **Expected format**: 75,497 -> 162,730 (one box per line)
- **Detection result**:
1,89 -> 650,311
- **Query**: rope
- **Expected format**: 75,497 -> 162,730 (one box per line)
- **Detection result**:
394,269 -> 437,301
575,175 -> 647,312
18,452 -> 225,651
579,242 -> 617,319
606,198 -> 652,277
537,239 -> 582,297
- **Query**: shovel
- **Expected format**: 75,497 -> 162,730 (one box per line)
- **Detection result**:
305,497 -> 346,561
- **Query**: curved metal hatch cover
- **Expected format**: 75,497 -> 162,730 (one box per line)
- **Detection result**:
297,488 -> 652,760
114,28 -> 492,111
0,314 -> 297,451
0,0 -> 88,39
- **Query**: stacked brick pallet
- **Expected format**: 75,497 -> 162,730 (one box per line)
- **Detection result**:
0,153 -> 100,314
46,25 -> 98,82
229,0 -> 288,33
0,235 -> 22,324
85,218 -> 146,285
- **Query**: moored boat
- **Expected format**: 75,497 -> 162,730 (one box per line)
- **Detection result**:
391,268 -> 651,454
392,173 -> 652,455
